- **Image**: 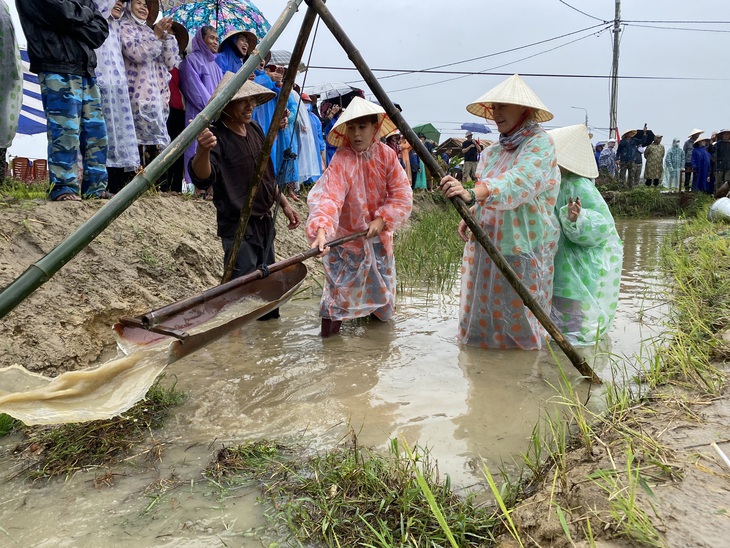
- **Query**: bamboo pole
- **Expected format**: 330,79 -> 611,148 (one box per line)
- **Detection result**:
305,0 -> 600,384
0,0 -> 306,320
130,231 -> 366,329
222,4 -> 318,283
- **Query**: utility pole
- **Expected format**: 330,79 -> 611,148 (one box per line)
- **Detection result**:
609,0 -> 621,140
572,106 -> 589,128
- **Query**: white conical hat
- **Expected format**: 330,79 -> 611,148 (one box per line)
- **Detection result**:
688,128 -> 704,138
547,124 -> 598,179
466,74 -> 553,123
209,72 -> 275,107
327,97 -> 397,147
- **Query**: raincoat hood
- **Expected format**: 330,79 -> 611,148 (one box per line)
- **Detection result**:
192,27 -> 215,62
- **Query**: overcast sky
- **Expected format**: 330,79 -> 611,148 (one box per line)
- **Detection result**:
8,0 -> 730,157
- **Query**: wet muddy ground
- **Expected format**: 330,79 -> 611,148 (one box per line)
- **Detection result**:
0,219 -> 676,547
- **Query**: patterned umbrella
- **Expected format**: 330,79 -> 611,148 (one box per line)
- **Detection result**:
164,0 -> 270,43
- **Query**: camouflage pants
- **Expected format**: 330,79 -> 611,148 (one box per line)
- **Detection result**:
38,73 -> 108,199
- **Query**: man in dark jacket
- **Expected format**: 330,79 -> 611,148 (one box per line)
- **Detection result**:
461,131 -> 482,182
616,125 -> 649,189
714,129 -> 730,197
16,0 -> 110,201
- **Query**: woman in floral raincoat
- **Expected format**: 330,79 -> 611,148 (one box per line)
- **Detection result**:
0,0 -> 22,180
119,0 -> 179,155
439,74 -> 560,350
94,0 -> 139,192
547,124 -> 623,346
307,97 -> 413,337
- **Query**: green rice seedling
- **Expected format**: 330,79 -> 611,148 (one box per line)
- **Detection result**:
602,358 -> 649,419
604,186 -> 710,218
553,503 -> 574,545
582,515 -> 597,547
395,206 -> 464,292
544,354 -> 595,453
542,409 -> 570,497
482,462 -> 524,548
519,421 -> 545,482
658,218 -> 727,393
14,375 -> 185,480
589,449 -> 665,547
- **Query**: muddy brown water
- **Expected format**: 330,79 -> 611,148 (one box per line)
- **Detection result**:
0,219 -> 675,547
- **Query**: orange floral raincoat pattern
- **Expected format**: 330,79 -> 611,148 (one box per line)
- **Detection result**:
306,141 -> 413,321
460,125 -> 560,349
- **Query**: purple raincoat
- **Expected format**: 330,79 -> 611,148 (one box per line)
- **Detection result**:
179,28 -> 223,180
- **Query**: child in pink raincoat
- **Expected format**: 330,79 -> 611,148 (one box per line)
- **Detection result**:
307,97 -> 413,337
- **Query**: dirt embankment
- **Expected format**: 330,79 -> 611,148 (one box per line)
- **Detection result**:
0,195 -> 317,375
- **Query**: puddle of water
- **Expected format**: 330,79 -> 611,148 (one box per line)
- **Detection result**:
0,219 -> 676,546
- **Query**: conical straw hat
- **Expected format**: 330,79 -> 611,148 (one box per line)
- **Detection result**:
466,74 -> 553,123
547,124 -> 598,179
209,71 -> 276,107
688,128 -> 704,138
327,97 -> 397,147
220,30 -> 258,56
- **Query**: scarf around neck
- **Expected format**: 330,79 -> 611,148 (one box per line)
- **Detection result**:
499,120 -> 539,151
125,4 -> 148,26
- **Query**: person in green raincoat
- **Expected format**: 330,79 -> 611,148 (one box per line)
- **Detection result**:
547,124 -> 623,346
0,0 -> 23,180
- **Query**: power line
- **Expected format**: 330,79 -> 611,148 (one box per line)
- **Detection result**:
382,27 -> 611,94
342,23 -> 607,85
623,20 -> 730,24
556,0 -> 607,23
306,67 -> 725,82
624,23 -> 730,33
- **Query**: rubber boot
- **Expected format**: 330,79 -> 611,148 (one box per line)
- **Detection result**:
320,318 -> 342,338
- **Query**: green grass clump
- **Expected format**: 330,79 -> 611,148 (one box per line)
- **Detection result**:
602,186 -> 713,218
0,178 -> 48,201
0,413 -> 19,437
15,375 -> 185,480
205,439 -> 291,483
206,435 -> 496,547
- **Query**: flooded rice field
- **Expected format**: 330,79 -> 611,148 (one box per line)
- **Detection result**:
0,219 -> 676,547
